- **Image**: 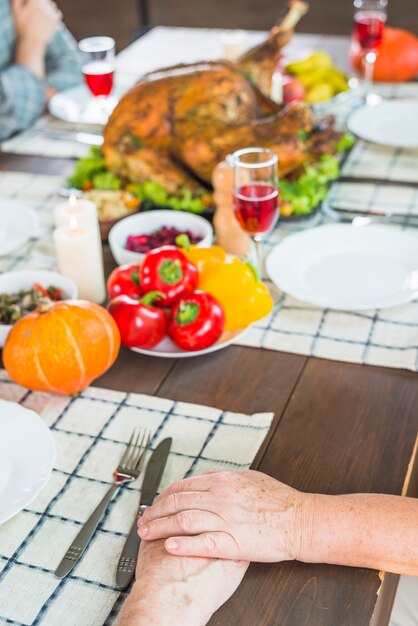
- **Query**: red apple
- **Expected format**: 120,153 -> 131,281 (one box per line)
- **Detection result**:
282,75 -> 306,104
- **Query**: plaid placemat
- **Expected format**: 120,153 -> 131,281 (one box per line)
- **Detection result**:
341,141 -> 418,184
238,188 -> 418,372
0,370 -> 273,625
0,170 -> 417,371
0,172 -> 58,273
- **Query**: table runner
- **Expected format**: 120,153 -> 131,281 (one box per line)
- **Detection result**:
0,370 -> 274,625
0,170 -> 417,372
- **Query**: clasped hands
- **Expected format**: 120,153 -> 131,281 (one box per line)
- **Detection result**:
118,471 -> 310,626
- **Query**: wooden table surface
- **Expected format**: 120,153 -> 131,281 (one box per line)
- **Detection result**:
1,33 -> 418,626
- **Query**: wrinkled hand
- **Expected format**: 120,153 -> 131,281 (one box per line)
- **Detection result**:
138,470 -> 306,562
118,538 -> 249,626
13,0 -> 62,47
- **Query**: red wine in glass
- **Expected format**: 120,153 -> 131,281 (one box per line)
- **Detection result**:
354,10 -> 385,49
82,61 -> 114,97
234,183 -> 279,236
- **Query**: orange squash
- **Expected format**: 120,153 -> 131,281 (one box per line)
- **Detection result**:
350,27 -> 418,82
3,300 -> 120,395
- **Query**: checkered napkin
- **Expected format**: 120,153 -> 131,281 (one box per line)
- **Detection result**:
0,370 -> 273,626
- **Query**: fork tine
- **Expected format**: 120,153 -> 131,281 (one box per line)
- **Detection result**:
132,431 -> 147,472
135,431 -> 152,471
119,430 -> 135,467
125,430 -> 141,469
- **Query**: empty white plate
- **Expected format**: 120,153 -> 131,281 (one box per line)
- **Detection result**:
266,224 -> 418,310
0,200 -> 38,256
348,100 -> 418,148
0,400 -> 55,524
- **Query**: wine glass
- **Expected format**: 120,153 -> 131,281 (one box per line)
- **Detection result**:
231,147 -> 279,277
78,37 -> 115,122
353,0 -> 388,103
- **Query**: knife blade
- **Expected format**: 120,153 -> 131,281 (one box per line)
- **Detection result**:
115,437 -> 172,589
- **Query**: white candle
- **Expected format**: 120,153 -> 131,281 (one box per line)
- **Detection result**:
220,30 -> 249,61
54,195 -> 100,237
270,72 -> 284,104
53,217 -> 106,304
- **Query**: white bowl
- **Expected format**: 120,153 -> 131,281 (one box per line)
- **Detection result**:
0,270 -> 78,347
109,210 -> 214,266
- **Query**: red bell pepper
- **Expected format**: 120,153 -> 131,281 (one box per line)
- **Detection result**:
108,291 -> 167,349
140,246 -> 198,307
107,264 -> 141,300
168,290 -> 225,351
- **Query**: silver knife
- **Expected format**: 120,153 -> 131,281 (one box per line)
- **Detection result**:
115,438 -> 172,589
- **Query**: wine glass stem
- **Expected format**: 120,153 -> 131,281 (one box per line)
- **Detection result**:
364,50 -> 376,100
253,236 -> 263,278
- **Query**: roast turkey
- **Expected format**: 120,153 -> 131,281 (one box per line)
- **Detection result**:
103,0 -> 341,194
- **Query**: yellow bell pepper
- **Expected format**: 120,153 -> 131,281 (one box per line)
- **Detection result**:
184,245 -> 227,283
198,257 -> 273,331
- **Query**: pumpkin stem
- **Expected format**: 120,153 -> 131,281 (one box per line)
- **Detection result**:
37,297 -> 54,314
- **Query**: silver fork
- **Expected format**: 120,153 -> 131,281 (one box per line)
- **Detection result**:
55,429 -> 151,579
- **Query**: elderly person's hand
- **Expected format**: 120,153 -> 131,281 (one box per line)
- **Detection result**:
138,470 -> 307,562
117,537 -> 249,626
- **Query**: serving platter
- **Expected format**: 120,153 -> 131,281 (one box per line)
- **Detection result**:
266,223 -> 418,310
131,326 -> 249,358
0,400 -> 55,524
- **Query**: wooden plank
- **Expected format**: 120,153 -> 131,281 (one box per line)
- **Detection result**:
157,344 -> 307,415
157,345 -> 307,470
94,345 -> 176,395
208,358 -> 418,626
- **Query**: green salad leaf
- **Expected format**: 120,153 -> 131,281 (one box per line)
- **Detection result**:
66,146 -> 108,189
279,155 -> 341,216
92,171 -> 122,190
131,180 -> 207,214
336,132 -> 355,152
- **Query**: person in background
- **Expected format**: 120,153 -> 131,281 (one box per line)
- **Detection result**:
0,0 -> 81,140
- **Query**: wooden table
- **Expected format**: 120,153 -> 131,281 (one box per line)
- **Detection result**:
1,33 -> 417,626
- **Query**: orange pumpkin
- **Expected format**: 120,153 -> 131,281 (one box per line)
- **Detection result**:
3,300 -> 120,395
350,27 -> 418,82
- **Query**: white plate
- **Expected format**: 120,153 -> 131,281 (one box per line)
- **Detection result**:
348,100 -> 418,148
0,200 -> 38,256
0,400 -> 55,524
48,85 -> 118,125
131,327 -> 249,358
266,224 -> 418,310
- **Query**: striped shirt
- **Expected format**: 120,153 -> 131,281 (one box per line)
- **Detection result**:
0,0 -> 82,140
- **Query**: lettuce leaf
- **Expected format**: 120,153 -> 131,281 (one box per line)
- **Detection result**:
279,155 -> 340,216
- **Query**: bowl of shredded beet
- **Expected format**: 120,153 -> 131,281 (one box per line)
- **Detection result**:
126,226 -> 203,254
109,210 -> 213,266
